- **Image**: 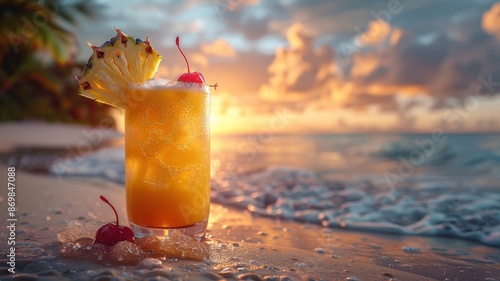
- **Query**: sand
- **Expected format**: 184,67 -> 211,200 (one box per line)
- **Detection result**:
0,122 -> 122,149
0,122 -> 499,280
0,166 -> 498,280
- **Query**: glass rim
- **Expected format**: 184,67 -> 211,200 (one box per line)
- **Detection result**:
129,79 -> 210,93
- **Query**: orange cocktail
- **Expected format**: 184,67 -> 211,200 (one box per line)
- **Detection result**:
125,81 -> 210,239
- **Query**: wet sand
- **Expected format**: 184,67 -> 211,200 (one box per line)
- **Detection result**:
0,122 -> 499,280
0,166 -> 499,280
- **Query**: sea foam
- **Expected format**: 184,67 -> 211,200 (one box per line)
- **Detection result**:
211,167 -> 500,247
49,134 -> 500,247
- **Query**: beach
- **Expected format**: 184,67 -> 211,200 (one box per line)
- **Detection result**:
0,122 -> 499,280
3,0 -> 500,279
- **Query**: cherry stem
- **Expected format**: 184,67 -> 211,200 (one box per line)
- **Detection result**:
100,195 -> 119,226
176,36 -> 190,73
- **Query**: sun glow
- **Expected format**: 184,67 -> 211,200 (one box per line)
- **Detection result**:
210,110 -> 217,129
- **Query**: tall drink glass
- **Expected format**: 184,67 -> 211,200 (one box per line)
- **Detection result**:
124,81 -> 210,240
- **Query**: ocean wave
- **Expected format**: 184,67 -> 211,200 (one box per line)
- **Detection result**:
49,147 -> 500,247
212,167 -> 500,247
372,140 -> 456,166
50,147 -> 125,184
461,149 -> 500,168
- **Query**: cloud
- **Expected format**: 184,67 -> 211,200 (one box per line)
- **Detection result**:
356,19 -> 392,46
482,2 -> 500,39
221,0 -> 289,41
197,50 -> 274,96
353,19 -> 406,49
256,5 -> 500,117
256,21 -> 418,113
70,0 -> 500,133
191,52 -> 209,67
259,23 -> 336,103
339,21 -> 500,111
226,0 -> 260,11
201,39 -> 236,57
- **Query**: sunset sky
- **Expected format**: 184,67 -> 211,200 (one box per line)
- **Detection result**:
72,0 -> 500,135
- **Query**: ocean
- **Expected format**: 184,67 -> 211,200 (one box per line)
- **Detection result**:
50,133 -> 500,247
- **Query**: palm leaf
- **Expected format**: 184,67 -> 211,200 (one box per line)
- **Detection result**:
0,0 -> 108,124
0,0 -> 101,63
72,0 -> 101,18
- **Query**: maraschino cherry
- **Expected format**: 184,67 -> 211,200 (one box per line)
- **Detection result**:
176,36 -> 205,84
94,195 -> 134,246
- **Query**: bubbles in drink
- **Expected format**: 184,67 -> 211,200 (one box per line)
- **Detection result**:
125,82 -> 210,230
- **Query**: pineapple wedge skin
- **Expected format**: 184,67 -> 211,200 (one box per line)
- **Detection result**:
76,28 -> 162,109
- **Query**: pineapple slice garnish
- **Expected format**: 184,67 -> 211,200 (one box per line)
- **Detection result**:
76,27 -> 162,109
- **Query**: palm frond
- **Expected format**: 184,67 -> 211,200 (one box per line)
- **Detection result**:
0,0 -> 111,124
72,0 -> 102,18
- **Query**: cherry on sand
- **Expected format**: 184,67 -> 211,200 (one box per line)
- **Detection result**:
95,195 -> 134,246
176,36 -> 205,84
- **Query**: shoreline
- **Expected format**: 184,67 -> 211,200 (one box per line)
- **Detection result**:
0,122 -> 499,280
0,122 -> 122,175
0,167 -> 499,280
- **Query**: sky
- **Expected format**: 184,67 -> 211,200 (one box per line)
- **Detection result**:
72,0 -> 500,135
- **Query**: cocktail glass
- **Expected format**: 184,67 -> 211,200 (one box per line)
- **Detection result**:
124,81 -> 210,240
